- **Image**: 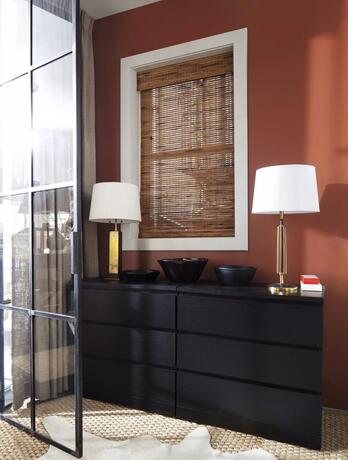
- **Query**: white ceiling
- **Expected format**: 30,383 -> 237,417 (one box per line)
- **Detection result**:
81,0 -> 162,19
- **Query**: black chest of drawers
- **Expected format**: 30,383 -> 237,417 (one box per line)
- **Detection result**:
82,280 -> 323,449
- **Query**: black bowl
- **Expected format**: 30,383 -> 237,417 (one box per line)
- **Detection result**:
158,258 -> 208,283
215,265 -> 256,286
119,269 -> 160,283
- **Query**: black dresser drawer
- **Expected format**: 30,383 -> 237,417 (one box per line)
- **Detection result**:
82,281 -> 323,449
178,294 -> 322,347
83,323 -> 175,367
83,356 -> 175,417
82,288 -> 176,329
177,333 -> 321,392
176,371 -> 321,449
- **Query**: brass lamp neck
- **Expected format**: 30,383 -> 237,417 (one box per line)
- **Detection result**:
276,211 -> 287,285
268,211 -> 298,295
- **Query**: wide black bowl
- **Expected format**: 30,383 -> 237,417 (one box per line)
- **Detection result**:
215,265 -> 256,286
119,269 -> 160,283
158,258 -> 208,283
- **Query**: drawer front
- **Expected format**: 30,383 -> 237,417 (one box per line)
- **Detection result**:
178,294 -> 322,347
177,333 -> 321,392
176,371 -> 321,449
82,288 -> 176,329
83,323 -> 175,367
83,356 -> 175,417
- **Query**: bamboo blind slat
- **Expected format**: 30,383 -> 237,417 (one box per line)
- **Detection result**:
139,52 -> 234,239
137,52 -> 233,91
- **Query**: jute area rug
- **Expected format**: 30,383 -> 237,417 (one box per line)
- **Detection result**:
0,397 -> 347,460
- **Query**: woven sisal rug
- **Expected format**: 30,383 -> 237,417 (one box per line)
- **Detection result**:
0,397 -> 347,459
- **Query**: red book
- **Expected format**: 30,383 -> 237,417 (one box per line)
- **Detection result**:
300,275 -> 320,285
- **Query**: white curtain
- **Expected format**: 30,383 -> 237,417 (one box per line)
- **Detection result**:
81,10 -> 99,278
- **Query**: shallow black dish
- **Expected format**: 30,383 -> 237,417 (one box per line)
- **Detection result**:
215,265 -> 256,286
158,258 -> 208,283
119,269 -> 160,283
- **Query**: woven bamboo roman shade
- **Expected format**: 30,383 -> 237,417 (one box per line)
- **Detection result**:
138,52 -> 234,239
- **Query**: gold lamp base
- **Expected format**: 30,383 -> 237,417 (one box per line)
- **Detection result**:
107,224 -> 122,279
268,283 -> 298,295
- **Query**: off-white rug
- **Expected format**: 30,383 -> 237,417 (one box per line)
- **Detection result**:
38,416 -> 277,460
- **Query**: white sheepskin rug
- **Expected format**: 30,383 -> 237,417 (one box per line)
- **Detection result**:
38,416 -> 277,460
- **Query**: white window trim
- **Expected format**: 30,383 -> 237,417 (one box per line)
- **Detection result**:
120,28 -> 248,251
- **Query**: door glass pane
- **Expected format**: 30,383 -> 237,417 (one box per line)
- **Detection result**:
0,76 -> 30,192
33,188 -> 73,315
0,0 -> 28,83
32,0 -> 73,66
0,195 -> 30,308
0,309 -> 31,428
32,55 -> 73,187
35,316 -> 76,449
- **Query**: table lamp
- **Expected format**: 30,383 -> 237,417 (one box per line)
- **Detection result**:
252,164 -> 319,294
89,182 -> 141,278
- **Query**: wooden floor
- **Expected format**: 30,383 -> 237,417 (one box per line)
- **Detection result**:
0,398 -> 347,459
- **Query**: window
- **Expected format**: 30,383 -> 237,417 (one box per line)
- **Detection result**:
138,53 -> 234,239
121,28 -> 248,251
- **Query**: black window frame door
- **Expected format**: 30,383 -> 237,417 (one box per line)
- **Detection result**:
0,0 -> 82,457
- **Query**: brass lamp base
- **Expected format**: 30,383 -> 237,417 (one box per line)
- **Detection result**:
107,224 -> 122,279
268,211 -> 298,295
268,283 -> 298,295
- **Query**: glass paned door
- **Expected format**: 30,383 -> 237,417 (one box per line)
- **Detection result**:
32,55 -> 74,186
0,0 -> 82,457
0,0 -> 29,84
0,76 -> 30,192
0,309 -> 31,428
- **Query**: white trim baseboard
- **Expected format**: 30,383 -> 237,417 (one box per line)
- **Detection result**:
121,28 -> 248,251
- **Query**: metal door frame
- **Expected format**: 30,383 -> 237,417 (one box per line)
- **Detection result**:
0,0 -> 82,456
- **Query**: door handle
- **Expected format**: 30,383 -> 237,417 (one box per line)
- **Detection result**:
70,231 -> 81,275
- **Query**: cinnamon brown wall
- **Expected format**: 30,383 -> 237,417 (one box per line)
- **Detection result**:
93,0 -> 348,409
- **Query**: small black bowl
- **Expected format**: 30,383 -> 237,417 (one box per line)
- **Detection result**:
215,265 -> 256,286
119,269 -> 160,283
158,258 -> 208,283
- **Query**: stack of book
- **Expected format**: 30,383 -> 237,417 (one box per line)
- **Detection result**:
300,275 -> 323,292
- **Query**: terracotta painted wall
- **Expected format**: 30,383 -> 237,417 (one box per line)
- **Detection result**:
93,0 -> 348,409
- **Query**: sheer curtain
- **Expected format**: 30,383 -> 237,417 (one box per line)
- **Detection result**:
81,9 -> 99,278
13,189 -> 73,409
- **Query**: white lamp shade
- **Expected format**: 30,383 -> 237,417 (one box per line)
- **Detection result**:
252,164 -> 320,214
89,182 -> 141,223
